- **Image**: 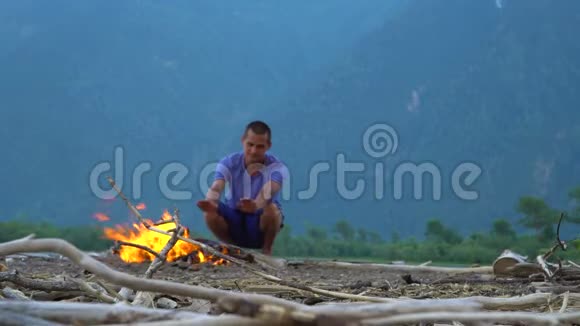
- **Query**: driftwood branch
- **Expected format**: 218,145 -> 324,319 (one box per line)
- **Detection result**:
0,271 -> 79,292
293,260 -> 493,274
0,300 -> 264,325
361,310 -> 580,325
0,235 -> 303,310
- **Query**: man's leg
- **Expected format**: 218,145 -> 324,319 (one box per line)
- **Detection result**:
197,200 -> 233,244
259,203 -> 282,255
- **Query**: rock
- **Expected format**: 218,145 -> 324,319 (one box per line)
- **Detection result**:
156,297 -> 178,309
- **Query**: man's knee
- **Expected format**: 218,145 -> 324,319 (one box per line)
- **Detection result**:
260,204 -> 282,231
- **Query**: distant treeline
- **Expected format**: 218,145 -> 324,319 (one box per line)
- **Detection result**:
2,186 -> 580,264
273,186 -> 580,263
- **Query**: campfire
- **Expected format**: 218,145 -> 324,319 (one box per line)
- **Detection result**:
97,207 -> 228,265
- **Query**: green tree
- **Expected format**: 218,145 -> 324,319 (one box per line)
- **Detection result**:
391,231 -> 401,243
491,219 -> 516,239
569,186 -> 580,220
517,196 -> 558,237
425,219 -> 462,245
306,226 -> 327,241
333,219 -> 355,241
357,228 -> 368,242
364,231 -> 383,244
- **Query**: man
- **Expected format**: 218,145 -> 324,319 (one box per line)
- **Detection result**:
196,121 -> 286,255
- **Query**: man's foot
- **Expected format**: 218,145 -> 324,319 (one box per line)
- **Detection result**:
197,200 -> 218,214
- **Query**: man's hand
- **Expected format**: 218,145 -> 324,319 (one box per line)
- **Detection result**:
237,198 -> 258,214
197,199 -> 218,214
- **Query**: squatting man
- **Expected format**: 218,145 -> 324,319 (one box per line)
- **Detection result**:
197,121 -> 287,255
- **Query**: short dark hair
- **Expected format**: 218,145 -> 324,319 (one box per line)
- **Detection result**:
244,120 -> 271,141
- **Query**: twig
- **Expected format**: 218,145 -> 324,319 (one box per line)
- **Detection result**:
144,227 -> 182,279
568,260 -> 580,270
234,281 -> 243,293
173,207 -> 181,226
556,212 -> 567,251
559,291 -> 570,313
153,219 -> 177,227
107,176 -> 151,227
72,279 -> 116,303
94,279 -> 126,302
542,212 -> 569,262
115,241 -> 162,260
537,255 -> 554,279
132,226 -> 183,306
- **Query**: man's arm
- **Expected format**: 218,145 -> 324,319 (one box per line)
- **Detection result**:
205,179 -> 226,204
255,180 -> 281,209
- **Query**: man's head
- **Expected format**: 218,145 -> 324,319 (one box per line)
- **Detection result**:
241,120 -> 271,165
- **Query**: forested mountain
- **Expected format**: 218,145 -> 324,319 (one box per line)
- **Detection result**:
1,0 -> 579,239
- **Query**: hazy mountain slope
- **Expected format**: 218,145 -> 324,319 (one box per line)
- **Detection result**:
269,0 -> 580,237
0,1 -> 405,228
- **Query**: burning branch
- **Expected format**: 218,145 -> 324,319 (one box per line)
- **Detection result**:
132,225 -> 184,306
114,241 -> 162,260
106,176 -> 151,228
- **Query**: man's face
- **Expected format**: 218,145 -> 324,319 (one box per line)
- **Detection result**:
242,130 -> 271,165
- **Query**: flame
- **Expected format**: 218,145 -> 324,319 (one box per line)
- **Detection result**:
102,208 -> 225,265
161,209 -> 172,221
93,213 -> 110,222
136,203 -> 146,210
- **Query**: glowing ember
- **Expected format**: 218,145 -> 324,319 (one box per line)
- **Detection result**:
93,213 -> 110,222
135,203 -> 147,210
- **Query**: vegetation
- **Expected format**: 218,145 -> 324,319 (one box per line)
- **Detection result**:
2,187 -> 580,264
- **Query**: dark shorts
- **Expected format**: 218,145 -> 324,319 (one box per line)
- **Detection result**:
217,202 -> 284,249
